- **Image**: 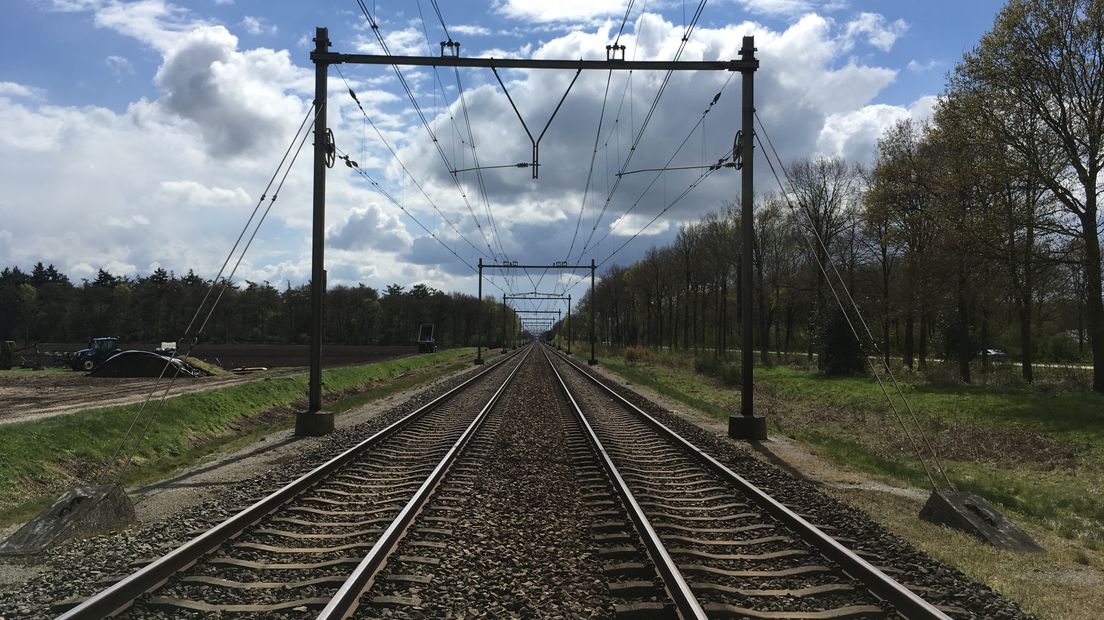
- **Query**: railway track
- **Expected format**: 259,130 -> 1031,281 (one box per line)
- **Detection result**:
544,345 -> 952,619
57,347 -> 528,619
49,342 -> 986,618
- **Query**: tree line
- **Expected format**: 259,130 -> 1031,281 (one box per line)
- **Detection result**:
566,0 -> 1102,391
0,264 -> 519,350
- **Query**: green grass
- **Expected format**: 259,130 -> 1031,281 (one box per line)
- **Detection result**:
0,348 -> 479,524
591,347 -> 1104,549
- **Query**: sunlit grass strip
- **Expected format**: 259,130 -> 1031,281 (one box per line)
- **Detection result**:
0,348 -> 477,524
593,349 -> 1104,549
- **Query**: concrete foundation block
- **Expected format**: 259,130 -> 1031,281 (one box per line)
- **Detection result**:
294,411 -> 334,436
728,415 -> 768,440
920,490 -> 1044,553
0,484 -> 135,556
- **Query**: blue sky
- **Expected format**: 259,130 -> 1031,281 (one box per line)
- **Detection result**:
0,0 -> 1006,300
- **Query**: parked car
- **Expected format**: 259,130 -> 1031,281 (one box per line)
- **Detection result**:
977,347 -> 1008,360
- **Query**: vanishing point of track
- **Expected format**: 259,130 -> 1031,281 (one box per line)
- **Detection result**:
58,343 -> 955,618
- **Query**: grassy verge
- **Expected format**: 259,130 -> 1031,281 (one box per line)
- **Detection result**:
0,348 -> 481,526
576,346 -> 1104,617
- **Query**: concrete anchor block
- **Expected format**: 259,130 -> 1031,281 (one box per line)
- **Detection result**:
295,411 -> 335,436
919,490 -> 1044,553
0,484 -> 135,556
728,415 -> 768,440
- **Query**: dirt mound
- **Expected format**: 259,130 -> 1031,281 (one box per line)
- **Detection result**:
90,351 -> 206,379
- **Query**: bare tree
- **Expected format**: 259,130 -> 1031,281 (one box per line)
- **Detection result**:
954,0 -> 1104,392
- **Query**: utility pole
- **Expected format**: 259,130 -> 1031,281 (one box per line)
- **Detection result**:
501,295 -> 507,353
475,258 -> 484,365
297,26 -> 334,437
728,35 -> 766,441
567,295 -> 572,355
589,258 -> 597,365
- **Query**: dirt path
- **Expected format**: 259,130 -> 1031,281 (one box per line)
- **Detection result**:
0,369 -> 301,426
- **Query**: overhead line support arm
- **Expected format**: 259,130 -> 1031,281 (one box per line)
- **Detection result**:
312,52 -> 757,72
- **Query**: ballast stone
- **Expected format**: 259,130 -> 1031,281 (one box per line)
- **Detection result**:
0,484 -> 135,556
920,490 -> 1043,553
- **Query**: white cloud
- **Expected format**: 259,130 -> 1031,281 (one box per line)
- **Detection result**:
353,26 -> 428,56
329,204 -> 413,253
6,1 -> 940,292
240,15 -> 276,36
496,0 -> 627,22
158,180 -> 252,208
907,59 -> 940,73
0,1 -> 382,289
0,82 -> 43,99
844,12 -> 907,52
451,24 -> 492,36
609,214 -> 671,237
153,25 -> 311,157
735,0 -> 815,17
90,0 -> 206,51
816,96 -> 936,161
386,11 -> 925,268
105,54 -> 134,80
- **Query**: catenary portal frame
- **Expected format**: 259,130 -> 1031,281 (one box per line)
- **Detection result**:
300,27 -> 763,442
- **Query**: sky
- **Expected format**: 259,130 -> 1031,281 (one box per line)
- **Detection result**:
0,0 -> 1008,306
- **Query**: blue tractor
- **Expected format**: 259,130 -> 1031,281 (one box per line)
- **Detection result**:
72,337 -> 120,371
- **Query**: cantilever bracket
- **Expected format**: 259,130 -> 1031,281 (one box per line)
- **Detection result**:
492,66 -> 582,179
440,40 -> 460,57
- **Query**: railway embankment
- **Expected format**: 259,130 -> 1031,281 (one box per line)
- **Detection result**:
0,348 -> 483,528
572,345 -> 1104,619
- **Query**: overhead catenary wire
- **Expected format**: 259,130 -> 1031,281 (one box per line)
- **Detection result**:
454,66 -> 519,283
411,1 -> 518,293
99,105 -> 318,482
563,69 -> 616,265
574,0 -> 711,263
585,74 -> 734,258
338,145 -> 511,296
334,66 -> 490,262
354,0 -> 504,267
556,0 -> 648,289
368,0 -> 519,293
753,115 -> 954,492
598,145 -> 732,268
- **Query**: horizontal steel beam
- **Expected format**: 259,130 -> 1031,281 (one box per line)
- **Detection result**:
505,295 -> 568,300
313,52 -> 757,72
514,310 -> 560,314
483,264 -> 592,270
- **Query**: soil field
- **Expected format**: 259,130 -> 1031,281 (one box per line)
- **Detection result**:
24,343 -> 417,369
0,371 -> 292,426
188,343 -> 417,368
1,344 -> 419,426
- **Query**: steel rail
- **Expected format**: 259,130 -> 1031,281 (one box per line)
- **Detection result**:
319,345 -> 532,618
57,349 -> 524,619
541,346 -> 707,620
549,346 -> 951,620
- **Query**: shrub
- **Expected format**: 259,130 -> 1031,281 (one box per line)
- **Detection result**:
694,354 -> 722,376
720,362 -> 742,386
1045,332 -> 1082,363
624,345 -> 653,366
814,306 -> 867,376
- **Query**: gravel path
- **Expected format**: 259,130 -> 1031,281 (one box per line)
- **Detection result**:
357,348 -> 617,618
